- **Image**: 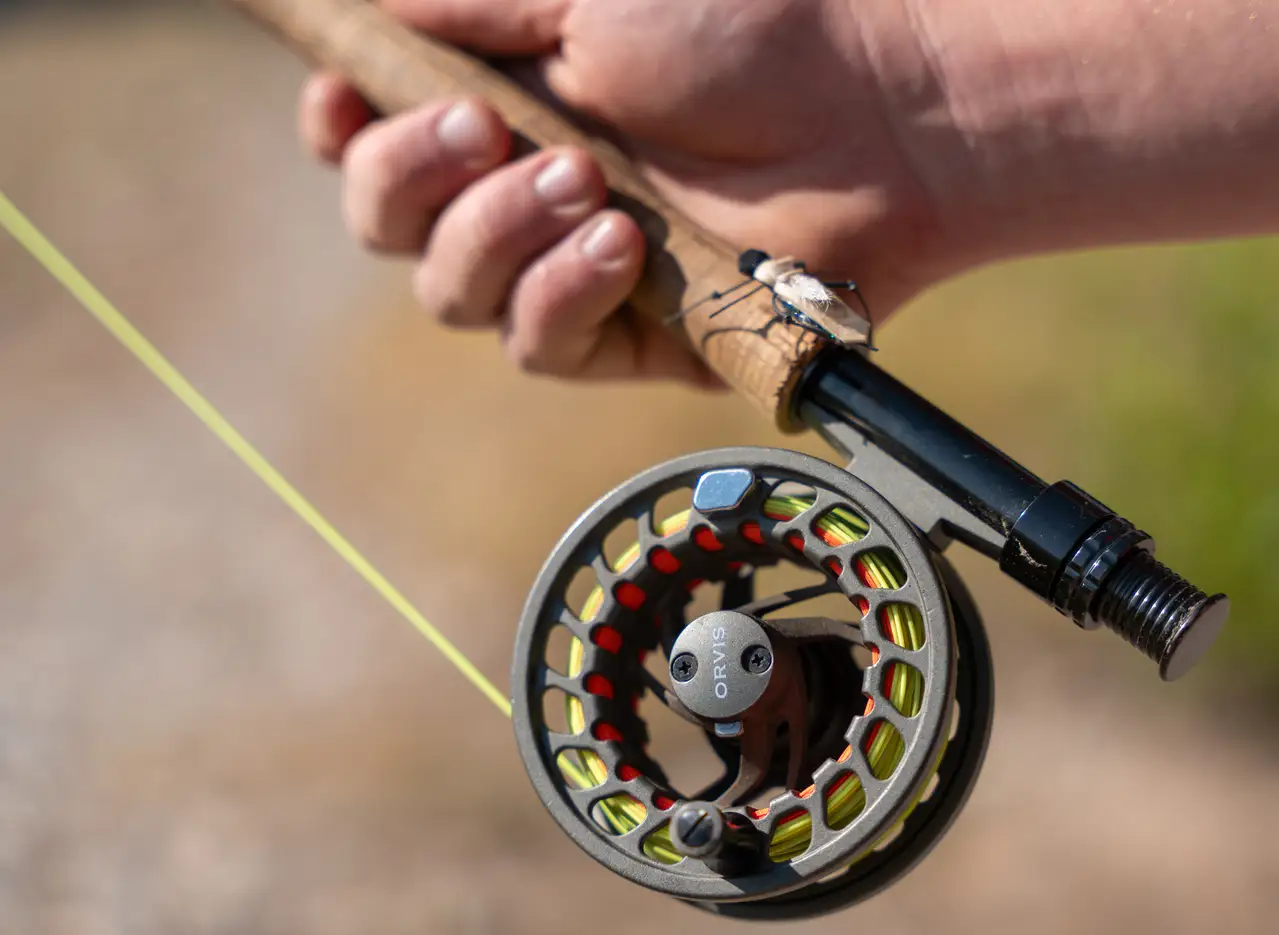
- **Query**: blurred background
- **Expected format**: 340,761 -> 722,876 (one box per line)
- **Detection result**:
2,2 -> 1277,933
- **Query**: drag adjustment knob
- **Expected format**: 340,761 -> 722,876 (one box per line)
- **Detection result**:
668,611 -> 774,723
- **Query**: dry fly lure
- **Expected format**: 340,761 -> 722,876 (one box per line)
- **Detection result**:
670,249 -> 875,349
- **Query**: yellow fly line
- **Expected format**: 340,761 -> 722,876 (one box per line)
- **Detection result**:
0,190 -> 511,718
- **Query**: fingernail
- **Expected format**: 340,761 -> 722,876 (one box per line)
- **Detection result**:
437,101 -> 497,165
581,215 -> 629,263
534,155 -> 589,209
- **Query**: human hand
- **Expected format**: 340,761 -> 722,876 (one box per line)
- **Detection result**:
296,0 -> 968,384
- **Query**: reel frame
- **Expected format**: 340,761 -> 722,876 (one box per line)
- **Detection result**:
511,448 -> 976,912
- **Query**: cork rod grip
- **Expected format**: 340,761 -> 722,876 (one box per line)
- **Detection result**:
226,0 -> 821,428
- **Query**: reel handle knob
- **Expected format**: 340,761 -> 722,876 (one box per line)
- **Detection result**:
224,0 -> 823,429
670,801 -> 764,875
670,802 -> 726,860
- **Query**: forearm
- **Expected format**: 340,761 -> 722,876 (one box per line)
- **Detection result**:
876,0 -> 1279,266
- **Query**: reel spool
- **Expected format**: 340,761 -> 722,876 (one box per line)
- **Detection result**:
512,448 -> 994,920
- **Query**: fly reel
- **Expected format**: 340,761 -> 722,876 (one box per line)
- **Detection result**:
511,448 -> 994,920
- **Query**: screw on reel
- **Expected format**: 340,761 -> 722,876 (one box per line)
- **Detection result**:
511,448 -> 994,919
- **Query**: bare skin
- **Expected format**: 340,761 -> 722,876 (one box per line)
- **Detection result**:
298,0 -> 1279,385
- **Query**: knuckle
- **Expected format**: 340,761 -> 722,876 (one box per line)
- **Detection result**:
564,146 -> 605,190
504,334 -> 555,375
412,265 -> 470,328
516,257 -> 556,306
346,211 -> 394,254
346,217 -> 386,253
342,181 -> 393,254
342,139 -> 431,255
349,219 -> 388,254
435,299 -> 472,329
458,192 -> 511,253
345,130 -> 405,201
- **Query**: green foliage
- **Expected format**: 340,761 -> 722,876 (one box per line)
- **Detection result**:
1070,239 -> 1279,688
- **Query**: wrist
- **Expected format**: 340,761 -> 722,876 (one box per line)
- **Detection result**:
876,0 -> 1279,267
829,0 -> 1011,300
879,0 -> 1120,262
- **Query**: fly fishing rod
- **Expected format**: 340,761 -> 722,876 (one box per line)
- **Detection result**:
226,0 -> 1229,920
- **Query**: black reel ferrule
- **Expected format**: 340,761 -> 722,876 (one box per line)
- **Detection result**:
801,349 -> 1228,681
1000,480 -> 1151,627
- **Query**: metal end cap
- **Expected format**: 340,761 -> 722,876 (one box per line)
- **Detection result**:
1159,594 -> 1230,682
